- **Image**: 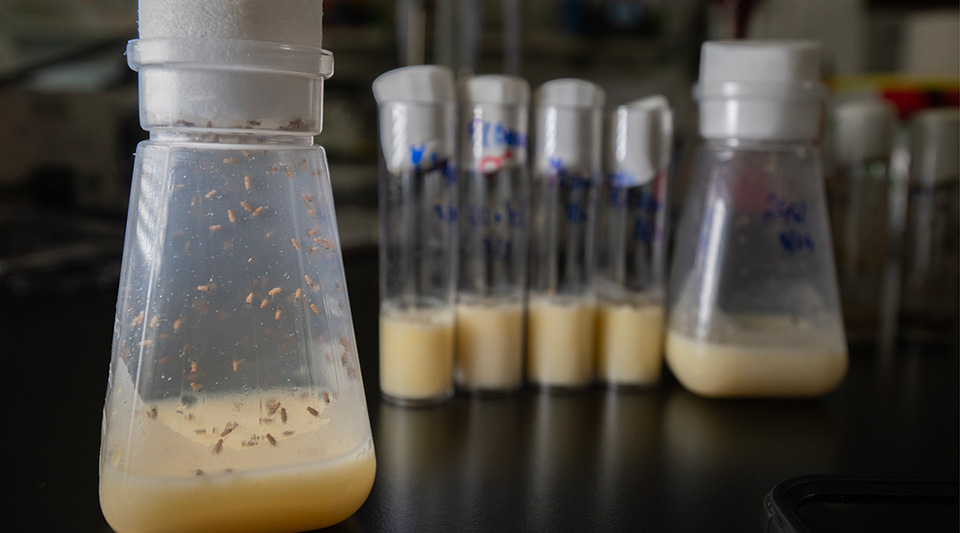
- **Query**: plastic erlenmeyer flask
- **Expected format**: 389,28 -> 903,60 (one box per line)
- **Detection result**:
899,108 -> 960,343
666,41 -> 848,398
825,99 -> 898,342
98,37 -> 375,533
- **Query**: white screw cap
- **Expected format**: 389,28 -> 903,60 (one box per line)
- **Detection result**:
831,99 -> 898,164
460,75 -> 531,173
696,40 -> 826,141
461,75 -> 530,105
533,78 -> 605,175
373,66 -> 458,174
910,108 -> 960,186
608,95 -> 673,187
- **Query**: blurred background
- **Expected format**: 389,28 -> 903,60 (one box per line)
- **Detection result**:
2,0 -> 958,263
1,0 -> 957,297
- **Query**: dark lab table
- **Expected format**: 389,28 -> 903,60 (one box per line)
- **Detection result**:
2,248 -> 957,532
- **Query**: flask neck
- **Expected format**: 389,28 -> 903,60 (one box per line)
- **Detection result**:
129,39 -> 333,137
697,92 -> 823,142
703,137 -> 819,153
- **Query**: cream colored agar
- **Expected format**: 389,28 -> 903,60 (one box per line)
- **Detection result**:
379,308 -> 454,401
665,315 -> 848,398
455,301 -> 525,392
526,297 -> 596,388
595,303 -> 664,387
100,392 -> 375,533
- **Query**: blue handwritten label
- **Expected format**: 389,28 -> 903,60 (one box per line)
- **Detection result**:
472,118 -> 527,150
410,144 -> 426,166
409,146 -> 457,185
433,204 -> 457,223
763,193 -> 814,253
467,202 -> 523,229
547,157 -> 594,224
608,184 -> 661,244
779,229 -> 815,253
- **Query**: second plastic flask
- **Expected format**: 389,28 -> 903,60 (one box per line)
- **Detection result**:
528,79 -> 606,390
373,66 -> 458,405
825,99 -> 898,342
98,23 -> 375,533
456,75 -> 531,394
595,96 -> 673,389
899,108 -> 960,343
666,41 -> 848,398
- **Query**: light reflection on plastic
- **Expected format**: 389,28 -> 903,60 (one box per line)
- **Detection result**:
696,199 -> 726,336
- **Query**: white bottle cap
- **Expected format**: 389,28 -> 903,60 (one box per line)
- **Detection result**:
535,78 -> 605,109
831,99 -> 898,164
373,65 -> 458,174
460,75 -> 530,172
910,108 -> 960,186
461,74 -> 530,105
695,40 -> 826,141
139,0 -> 323,49
372,65 -> 457,104
533,78 -> 605,175
608,95 -> 673,186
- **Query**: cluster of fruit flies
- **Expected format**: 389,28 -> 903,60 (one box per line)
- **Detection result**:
130,150 -> 356,442
144,392 -> 333,457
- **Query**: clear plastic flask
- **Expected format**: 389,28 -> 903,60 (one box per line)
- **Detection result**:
899,108 -> 959,343
825,99 -> 898,342
666,41 -> 848,398
528,79 -> 606,390
98,39 -> 375,533
373,66 -> 458,405
456,75 -> 531,394
595,96 -> 673,389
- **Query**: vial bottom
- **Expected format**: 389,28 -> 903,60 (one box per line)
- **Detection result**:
526,297 -> 596,389
379,308 -> 455,405
595,302 -> 665,389
455,301 -> 525,394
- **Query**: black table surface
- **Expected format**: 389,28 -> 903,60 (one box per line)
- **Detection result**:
2,249 -> 957,532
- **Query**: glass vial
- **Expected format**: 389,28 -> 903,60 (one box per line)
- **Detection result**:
373,66 -> 458,405
99,39 -> 375,533
528,79 -> 606,390
666,41 -> 848,398
456,75 -> 531,394
825,99 -> 898,342
899,108 -> 959,343
595,96 -> 673,389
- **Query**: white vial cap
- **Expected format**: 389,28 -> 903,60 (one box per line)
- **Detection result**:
372,65 -> 457,105
460,75 -> 530,172
535,78 -> 605,108
139,0 -> 323,49
461,75 -> 530,105
533,78 -> 605,174
910,108 -> 960,186
696,40 -> 826,141
373,66 -> 457,174
609,95 -> 673,186
831,99 -> 898,164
